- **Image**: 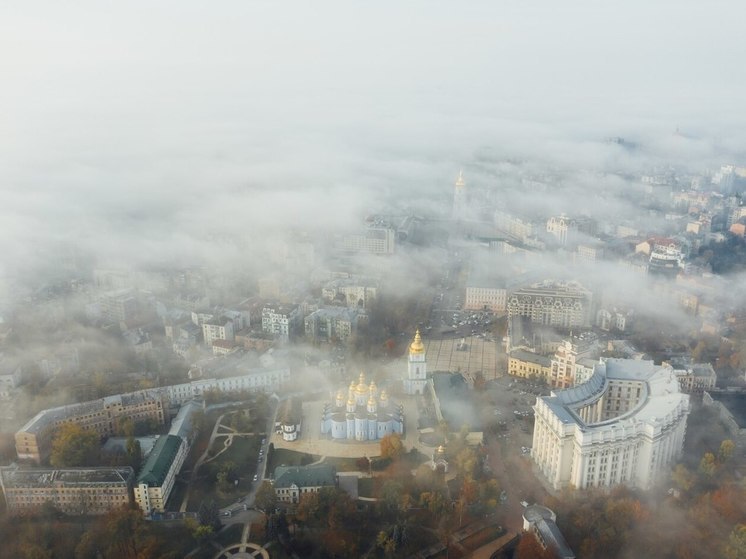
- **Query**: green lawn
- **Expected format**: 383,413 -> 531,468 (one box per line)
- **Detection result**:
266,448 -> 317,475
188,435 -> 262,509
322,456 -> 362,472
266,450 -> 369,477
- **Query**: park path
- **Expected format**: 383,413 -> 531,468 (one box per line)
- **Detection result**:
180,412 -> 227,512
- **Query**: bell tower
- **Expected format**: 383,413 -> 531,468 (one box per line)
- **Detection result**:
404,330 -> 428,395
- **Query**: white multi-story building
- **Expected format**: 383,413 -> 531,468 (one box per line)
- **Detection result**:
494,210 -> 534,241
99,289 -> 138,323
340,226 -> 396,255
262,305 -> 301,342
532,358 -> 690,491
464,286 -> 507,312
507,281 -> 593,329
164,368 -> 290,406
202,317 -> 235,347
321,278 -> 378,309
304,307 -> 360,343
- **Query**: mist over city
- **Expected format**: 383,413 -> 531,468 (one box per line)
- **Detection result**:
2,2 -> 746,559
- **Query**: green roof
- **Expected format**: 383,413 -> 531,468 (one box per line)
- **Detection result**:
273,464 -> 336,489
136,435 -> 183,487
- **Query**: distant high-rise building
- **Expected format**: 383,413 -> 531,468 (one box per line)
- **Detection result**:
452,170 -> 466,220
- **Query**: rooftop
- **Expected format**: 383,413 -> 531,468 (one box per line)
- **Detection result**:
1,466 -> 134,488
510,350 -> 551,367
136,435 -> 184,487
273,464 -> 336,489
708,391 -> 746,428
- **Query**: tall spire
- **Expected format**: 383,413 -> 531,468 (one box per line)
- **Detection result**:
455,169 -> 465,189
409,329 -> 425,355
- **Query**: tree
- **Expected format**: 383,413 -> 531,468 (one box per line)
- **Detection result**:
380,433 -> 404,460
197,500 -> 222,531
699,452 -> 717,477
50,423 -> 100,467
672,464 -> 696,492
719,440 -> 735,464
185,519 -> 214,546
126,437 -> 142,468
725,524 -> 746,559
255,480 -> 277,513
454,447 -> 478,480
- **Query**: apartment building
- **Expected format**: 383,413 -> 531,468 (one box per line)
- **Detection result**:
0,466 -> 133,515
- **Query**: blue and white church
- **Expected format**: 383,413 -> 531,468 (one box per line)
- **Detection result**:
320,372 -> 404,441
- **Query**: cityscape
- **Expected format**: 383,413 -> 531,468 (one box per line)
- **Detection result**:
2,2 -> 746,559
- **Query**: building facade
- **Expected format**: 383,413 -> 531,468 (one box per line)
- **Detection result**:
133,434 -> 187,515
508,350 -> 551,382
273,464 -> 337,504
0,466 -> 133,516
532,358 -> 690,490
261,305 -> 301,342
15,390 -> 166,464
507,281 -> 593,329
304,307 -> 360,343
339,226 -> 396,255
464,286 -> 507,312
202,317 -> 235,347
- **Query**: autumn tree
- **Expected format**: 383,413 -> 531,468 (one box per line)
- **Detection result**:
719,439 -> 735,464
699,452 -> 717,477
725,524 -> 746,559
50,423 -> 100,467
379,433 -> 404,460
255,480 -> 277,513
454,447 -> 478,479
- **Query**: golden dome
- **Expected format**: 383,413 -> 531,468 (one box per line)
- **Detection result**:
349,380 -> 356,389
347,396 -> 355,405
368,395 -> 376,406
380,389 -> 388,400
409,330 -> 425,355
336,389 -> 344,399
369,381 -> 377,391
437,445 -> 446,454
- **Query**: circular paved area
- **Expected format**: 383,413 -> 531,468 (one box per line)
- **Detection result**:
213,542 -> 269,559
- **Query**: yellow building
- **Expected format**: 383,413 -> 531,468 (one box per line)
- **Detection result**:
508,350 -> 551,382
0,465 -> 133,515
15,390 -> 166,464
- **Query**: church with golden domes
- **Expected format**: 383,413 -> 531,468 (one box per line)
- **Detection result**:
320,372 -> 404,441
404,330 -> 428,395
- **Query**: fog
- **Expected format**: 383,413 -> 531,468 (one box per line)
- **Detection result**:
3,1 -> 746,277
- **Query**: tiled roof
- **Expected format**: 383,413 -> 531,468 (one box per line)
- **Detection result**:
136,435 -> 183,487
